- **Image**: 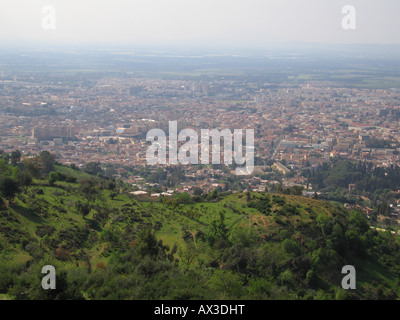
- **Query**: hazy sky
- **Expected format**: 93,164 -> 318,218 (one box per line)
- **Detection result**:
1,0 -> 399,48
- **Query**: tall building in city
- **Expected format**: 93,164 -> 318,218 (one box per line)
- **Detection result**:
32,126 -> 77,140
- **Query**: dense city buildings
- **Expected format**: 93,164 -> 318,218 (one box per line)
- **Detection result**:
1,76 -> 400,176
0,51 -> 400,204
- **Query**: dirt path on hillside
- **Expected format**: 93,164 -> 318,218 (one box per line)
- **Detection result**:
190,231 -> 197,248
92,242 -> 107,260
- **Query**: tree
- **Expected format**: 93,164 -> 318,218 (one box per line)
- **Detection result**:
316,214 -> 332,238
207,189 -> 219,201
76,200 -> 91,217
330,223 -> 345,254
348,210 -> 369,233
48,171 -> 59,186
84,162 -> 102,175
134,228 -> 160,258
206,211 -> 229,247
23,157 -> 41,178
378,201 -> 390,216
15,170 -> 32,190
105,180 -> 116,191
282,185 -> 304,196
10,150 -> 21,166
69,163 -> 80,171
0,176 -> 20,200
39,151 -> 55,174
110,191 -> 118,200
104,166 -> 117,179
174,192 -> 192,206
193,187 -> 203,196
78,178 -> 98,203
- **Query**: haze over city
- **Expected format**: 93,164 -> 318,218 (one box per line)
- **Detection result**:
1,0 -> 400,49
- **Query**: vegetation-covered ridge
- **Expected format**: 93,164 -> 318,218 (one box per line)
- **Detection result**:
0,151 -> 399,300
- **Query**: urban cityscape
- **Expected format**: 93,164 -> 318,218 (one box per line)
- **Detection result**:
1,55 -> 400,214
1,0 -> 400,304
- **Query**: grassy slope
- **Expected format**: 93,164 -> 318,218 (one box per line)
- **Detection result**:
0,170 -> 398,297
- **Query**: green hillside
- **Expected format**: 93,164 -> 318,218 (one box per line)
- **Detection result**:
1,152 -> 400,300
